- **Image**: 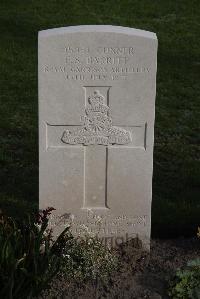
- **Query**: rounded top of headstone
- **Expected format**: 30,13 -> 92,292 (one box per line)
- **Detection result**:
38,25 -> 157,40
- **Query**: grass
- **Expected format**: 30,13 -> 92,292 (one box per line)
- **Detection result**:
0,0 -> 199,236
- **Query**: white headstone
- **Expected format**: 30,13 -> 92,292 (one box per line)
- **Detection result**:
39,25 -> 157,249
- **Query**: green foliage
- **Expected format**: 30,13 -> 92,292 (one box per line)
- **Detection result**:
60,234 -> 118,283
169,258 -> 200,299
0,207 -> 118,298
0,208 -> 72,299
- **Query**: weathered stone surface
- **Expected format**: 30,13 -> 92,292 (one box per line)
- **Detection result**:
39,25 -> 157,249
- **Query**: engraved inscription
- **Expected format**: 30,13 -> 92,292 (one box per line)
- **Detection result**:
61,90 -> 132,146
48,212 -> 148,246
43,44 -> 151,81
48,213 -> 147,232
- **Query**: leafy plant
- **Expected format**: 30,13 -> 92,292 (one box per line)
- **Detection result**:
60,233 -> 118,284
0,208 -> 73,299
169,229 -> 200,298
169,259 -> 200,299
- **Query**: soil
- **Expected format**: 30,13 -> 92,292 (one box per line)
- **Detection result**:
38,238 -> 200,299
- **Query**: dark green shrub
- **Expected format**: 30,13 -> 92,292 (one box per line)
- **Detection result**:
169,258 -> 200,298
0,208 -> 73,299
169,227 -> 200,298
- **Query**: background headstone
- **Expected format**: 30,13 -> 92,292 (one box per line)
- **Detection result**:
39,25 -> 157,249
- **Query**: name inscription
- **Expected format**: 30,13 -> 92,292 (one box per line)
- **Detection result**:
43,45 -> 150,81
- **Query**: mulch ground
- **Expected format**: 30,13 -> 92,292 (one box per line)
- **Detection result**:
38,238 -> 200,299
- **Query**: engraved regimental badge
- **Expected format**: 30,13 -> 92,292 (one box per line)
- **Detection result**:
61,90 -> 132,146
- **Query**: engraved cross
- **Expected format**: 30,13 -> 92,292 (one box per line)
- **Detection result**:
48,86 -> 146,209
